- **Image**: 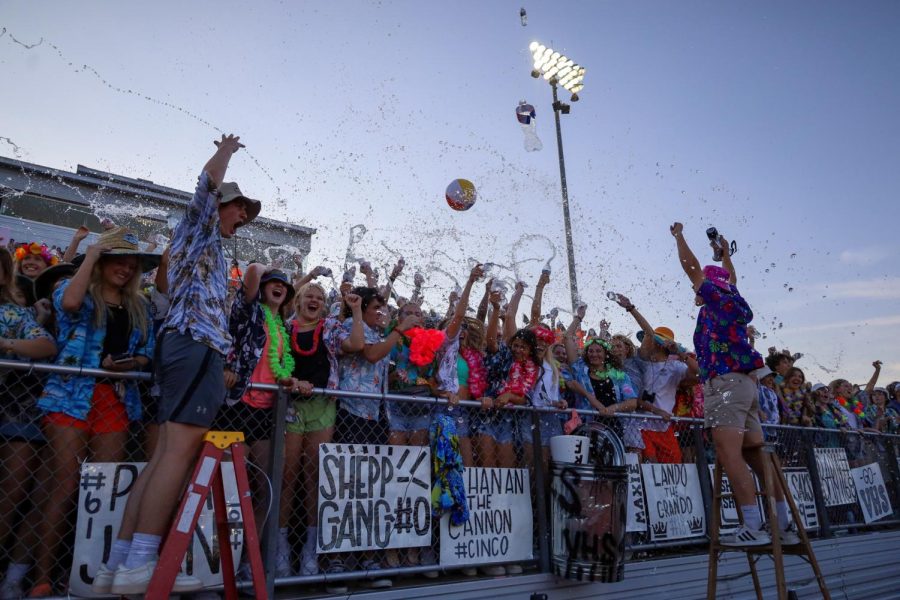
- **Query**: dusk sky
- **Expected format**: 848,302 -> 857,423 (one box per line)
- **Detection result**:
2,1 -> 898,385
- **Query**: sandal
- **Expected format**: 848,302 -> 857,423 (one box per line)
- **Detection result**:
27,582 -> 54,598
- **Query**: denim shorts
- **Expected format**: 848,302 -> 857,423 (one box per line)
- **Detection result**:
434,405 -> 471,437
516,410 -> 564,446
385,399 -> 431,433
475,409 -> 517,444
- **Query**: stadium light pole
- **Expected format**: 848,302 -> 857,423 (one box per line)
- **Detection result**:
529,41 -> 585,313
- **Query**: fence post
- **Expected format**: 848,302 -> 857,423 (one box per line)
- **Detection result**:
262,386 -> 289,597
801,429 -> 832,539
530,408 -> 551,572
692,422 -> 714,530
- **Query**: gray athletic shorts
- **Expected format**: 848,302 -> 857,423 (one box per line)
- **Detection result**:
155,330 -> 225,428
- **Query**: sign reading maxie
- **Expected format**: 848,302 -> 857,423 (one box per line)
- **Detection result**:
317,444 -> 431,553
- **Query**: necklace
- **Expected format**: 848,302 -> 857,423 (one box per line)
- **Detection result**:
262,305 -> 295,379
291,319 -> 324,357
590,367 -> 625,381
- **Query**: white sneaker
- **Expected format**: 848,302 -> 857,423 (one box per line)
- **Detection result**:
720,525 -> 771,547
275,551 -> 292,578
505,564 -> 523,575
461,567 -> 477,577
359,560 -> 392,589
480,565 -> 506,576
110,562 -> 204,595
324,560 -> 348,594
765,522 -> 801,546
300,554 -> 319,576
90,563 -> 117,594
0,580 -> 23,600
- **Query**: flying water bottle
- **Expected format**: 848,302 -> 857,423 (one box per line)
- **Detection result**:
516,101 -> 543,152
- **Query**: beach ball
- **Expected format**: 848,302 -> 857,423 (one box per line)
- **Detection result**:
445,178 -> 477,211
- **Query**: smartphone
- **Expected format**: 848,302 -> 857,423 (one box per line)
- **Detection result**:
706,227 -> 719,241
111,353 -> 133,364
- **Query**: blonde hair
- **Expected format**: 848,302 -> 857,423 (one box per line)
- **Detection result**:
612,334 -> 636,358
0,248 -> 21,305
89,257 -> 149,343
295,282 -> 327,319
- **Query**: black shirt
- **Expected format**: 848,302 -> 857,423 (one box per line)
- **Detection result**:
290,326 -> 330,389
102,305 -> 131,358
590,375 -> 617,408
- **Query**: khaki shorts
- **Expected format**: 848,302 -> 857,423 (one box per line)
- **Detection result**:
703,372 -> 762,434
285,394 -> 336,435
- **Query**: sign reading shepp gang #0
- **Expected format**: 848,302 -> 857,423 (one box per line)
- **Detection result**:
641,463 -> 706,541
70,463 -> 243,597
440,467 -> 532,566
317,443 -> 431,553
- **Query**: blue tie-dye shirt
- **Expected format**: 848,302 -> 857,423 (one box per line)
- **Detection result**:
162,171 -> 231,356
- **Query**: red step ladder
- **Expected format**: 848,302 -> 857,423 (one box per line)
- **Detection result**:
147,431 -> 266,599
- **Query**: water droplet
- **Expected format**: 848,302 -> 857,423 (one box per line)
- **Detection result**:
770,263 -> 776,268
783,283 -> 788,288
765,268 -> 770,273
788,287 -> 793,292
790,253 -> 797,259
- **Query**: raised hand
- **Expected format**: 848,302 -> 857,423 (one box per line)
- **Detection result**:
670,222 -> 684,237
469,263 -> 485,282
575,303 -> 587,320
213,133 -> 245,154
344,293 -> 362,313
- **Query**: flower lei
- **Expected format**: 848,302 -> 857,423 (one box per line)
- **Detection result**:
500,359 -> 539,397
291,319 -> 323,357
262,305 -> 295,380
836,395 -> 864,417
460,347 -> 488,398
15,242 -> 58,267
590,367 -> 626,382
402,327 -> 447,367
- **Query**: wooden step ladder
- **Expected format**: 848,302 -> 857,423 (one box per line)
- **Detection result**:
707,443 -> 830,600
147,431 -> 266,599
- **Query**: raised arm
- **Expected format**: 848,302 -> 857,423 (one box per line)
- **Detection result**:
485,289 -> 502,353
242,263 -> 266,303
720,234 -> 737,284
866,360 -> 882,395
293,265 -> 329,293
564,303 -> 586,365
503,281 -> 525,342
475,278 -> 493,323
340,294 -> 366,353
614,294 -> 656,358
445,264 -> 483,339
155,247 -> 170,294
63,225 -> 90,263
203,134 -> 245,187
530,271 -> 550,324
359,261 -> 378,288
670,222 -> 704,290
409,271 -> 425,306
61,243 -> 107,313
362,313 -> 419,363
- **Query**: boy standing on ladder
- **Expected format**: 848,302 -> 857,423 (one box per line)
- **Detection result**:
90,134 -> 262,595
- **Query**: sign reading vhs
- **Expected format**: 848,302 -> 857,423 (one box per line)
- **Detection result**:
317,444 -> 431,553
440,468 -> 532,566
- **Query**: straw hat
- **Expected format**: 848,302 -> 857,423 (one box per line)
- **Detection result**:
73,227 -> 161,273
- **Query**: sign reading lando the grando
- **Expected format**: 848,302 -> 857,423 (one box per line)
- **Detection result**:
641,463 -> 705,541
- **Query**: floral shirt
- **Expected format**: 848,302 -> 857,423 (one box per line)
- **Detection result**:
325,318 -> 388,420
225,285 -> 266,405
780,387 -> 810,425
163,171 -> 231,356
564,358 -> 637,412
0,303 -> 53,354
758,385 -> 780,425
39,280 -> 153,422
693,280 -> 764,382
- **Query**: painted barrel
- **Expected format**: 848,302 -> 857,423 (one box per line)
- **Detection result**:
550,461 -> 627,583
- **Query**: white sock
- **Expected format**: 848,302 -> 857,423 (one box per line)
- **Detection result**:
2,563 -> 30,586
277,527 -> 290,555
106,539 -> 132,571
741,505 -> 762,531
776,501 -> 790,529
123,533 -> 161,570
303,526 -> 318,557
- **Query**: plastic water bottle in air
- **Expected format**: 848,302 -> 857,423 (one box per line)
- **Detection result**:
516,101 -> 543,152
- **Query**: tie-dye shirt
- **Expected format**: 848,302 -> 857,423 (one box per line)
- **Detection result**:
162,171 -> 230,356
693,280 -> 764,382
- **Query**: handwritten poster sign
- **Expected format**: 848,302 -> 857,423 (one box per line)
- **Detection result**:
814,448 -> 857,507
70,463 -> 243,596
642,463 -> 705,541
707,465 -> 766,533
850,463 -> 892,524
783,468 -> 819,530
317,443 -> 431,553
625,453 -> 647,533
440,468 -> 532,566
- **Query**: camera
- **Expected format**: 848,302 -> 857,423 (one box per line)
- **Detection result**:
642,390 -> 657,406
706,227 -> 724,262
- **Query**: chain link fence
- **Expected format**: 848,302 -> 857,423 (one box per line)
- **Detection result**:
2,358 -> 900,597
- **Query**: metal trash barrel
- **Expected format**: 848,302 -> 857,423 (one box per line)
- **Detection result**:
550,422 -> 627,583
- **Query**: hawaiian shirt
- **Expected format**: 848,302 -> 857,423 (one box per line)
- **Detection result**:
325,317 -> 389,420
564,358 -> 637,412
814,404 -> 842,429
225,284 -> 266,405
162,171 -> 230,356
484,343 -> 514,398
39,279 -> 153,422
758,385 -> 780,425
0,303 -> 53,353
693,280 -> 764,382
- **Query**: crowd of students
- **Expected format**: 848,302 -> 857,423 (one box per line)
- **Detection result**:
0,135 -> 897,597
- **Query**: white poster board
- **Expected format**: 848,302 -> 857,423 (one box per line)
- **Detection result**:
641,463 -> 706,541
707,465 -> 766,534
440,468 -> 532,566
850,463 -> 893,524
70,462 -> 243,596
317,443 -> 431,553
625,453 -> 647,533
814,448 -> 857,506
783,468 -> 819,530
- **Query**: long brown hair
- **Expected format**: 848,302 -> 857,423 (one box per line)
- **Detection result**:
0,248 -> 22,305
89,257 -> 149,343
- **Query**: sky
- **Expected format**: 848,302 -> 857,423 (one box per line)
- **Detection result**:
1,1 -> 899,385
